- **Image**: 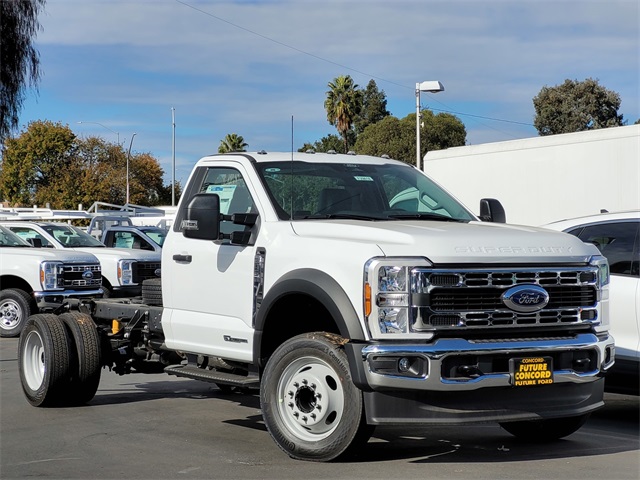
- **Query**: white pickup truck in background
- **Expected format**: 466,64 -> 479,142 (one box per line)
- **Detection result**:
1,222 -> 160,298
0,225 -> 102,337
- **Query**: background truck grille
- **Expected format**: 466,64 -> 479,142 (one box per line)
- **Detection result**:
62,264 -> 102,289
133,262 -> 161,283
411,267 -> 599,330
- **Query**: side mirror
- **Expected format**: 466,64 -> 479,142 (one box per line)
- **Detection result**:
182,193 -> 221,240
28,238 -> 42,248
479,198 -> 506,223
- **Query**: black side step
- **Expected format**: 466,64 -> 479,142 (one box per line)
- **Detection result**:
164,364 -> 260,388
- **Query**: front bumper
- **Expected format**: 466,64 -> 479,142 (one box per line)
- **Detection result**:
345,332 -> 615,425
34,288 -> 104,310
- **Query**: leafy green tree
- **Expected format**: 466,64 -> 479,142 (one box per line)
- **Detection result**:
218,133 -> 248,153
355,110 -> 466,164
324,75 -> 362,153
533,78 -> 624,135
0,120 -> 75,206
420,110 -> 467,154
354,116 -> 413,162
298,134 -> 351,153
354,79 -> 390,134
0,0 -> 46,143
0,120 -> 173,208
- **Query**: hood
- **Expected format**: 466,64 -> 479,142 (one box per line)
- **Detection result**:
74,247 -> 161,261
0,247 -> 100,263
291,220 -> 600,264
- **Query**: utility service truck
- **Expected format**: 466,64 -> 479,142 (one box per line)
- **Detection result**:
18,151 -> 614,462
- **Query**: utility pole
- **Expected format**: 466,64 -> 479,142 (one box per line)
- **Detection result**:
172,107 -> 176,206
126,133 -> 137,205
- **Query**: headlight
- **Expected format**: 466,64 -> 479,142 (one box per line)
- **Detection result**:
118,260 -> 135,285
589,255 -> 610,287
364,257 -> 432,338
40,261 -> 63,290
589,255 -> 610,332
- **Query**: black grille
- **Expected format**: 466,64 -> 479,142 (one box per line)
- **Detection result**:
429,286 -> 596,311
62,264 -> 102,289
133,262 -> 161,283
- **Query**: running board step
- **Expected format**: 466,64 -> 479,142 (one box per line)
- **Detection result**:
165,364 -> 260,387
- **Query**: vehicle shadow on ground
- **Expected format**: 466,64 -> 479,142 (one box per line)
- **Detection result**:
342,394 -> 639,463
86,375 -> 639,464
88,376 -> 261,406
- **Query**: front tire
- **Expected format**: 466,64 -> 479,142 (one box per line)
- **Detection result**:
500,414 -> 590,441
18,314 -> 72,407
260,332 -> 369,462
0,288 -> 35,338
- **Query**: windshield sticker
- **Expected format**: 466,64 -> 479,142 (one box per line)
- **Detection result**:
354,176 -> 374,182
265,168 -> 281,173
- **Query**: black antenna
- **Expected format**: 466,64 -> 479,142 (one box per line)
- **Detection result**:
290,116 -> 294,220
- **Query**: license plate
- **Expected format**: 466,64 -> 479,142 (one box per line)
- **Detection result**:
510,356 -> 554,386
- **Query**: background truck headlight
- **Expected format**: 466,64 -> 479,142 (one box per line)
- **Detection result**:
40,261 -> 63,291
118,260 -> 135,286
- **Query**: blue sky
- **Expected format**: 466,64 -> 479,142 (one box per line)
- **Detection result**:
17,0 -> 640,189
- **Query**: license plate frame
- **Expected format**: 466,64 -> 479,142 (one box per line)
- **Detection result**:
510,356 -> 554,387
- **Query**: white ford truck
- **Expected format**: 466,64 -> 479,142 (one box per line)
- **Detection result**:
1,221 -> 161,298
18,152 -> 614,461
0,225 -> 102,337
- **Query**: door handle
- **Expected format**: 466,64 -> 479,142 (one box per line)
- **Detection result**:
172,254 -> 192,263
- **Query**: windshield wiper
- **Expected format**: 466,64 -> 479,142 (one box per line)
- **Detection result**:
297,213 -> 385,221
386,213 -> 466,222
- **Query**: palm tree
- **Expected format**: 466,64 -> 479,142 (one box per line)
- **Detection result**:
324,75 -> 362,153
218,133 -> 248,153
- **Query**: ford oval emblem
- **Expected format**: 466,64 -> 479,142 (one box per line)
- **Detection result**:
82,270 -> 94,280
502,285 -> 549,313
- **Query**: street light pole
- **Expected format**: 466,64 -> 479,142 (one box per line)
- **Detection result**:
77,121 -> 119,145
126,133 -> 137,205
415,81 -> 445,170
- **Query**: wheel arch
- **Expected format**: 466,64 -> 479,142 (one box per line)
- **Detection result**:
253,268 -> 365,368
0,275 -> 34,294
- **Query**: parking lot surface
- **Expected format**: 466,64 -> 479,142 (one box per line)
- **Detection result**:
1,337 -> 638,480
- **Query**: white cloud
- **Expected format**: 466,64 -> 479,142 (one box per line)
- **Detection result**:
20,0 -> 639,185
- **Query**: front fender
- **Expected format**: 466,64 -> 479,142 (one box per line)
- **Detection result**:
253,268 -> 366,363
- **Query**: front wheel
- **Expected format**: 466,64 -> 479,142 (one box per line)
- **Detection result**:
260,332 -> 370,462
0,288 -> 35,337
500,413 -> 590,441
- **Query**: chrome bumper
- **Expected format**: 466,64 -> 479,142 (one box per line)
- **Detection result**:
34,289 -> 104,309
354,333 -> 615,392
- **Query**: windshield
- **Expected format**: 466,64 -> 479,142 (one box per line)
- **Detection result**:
0,226 -> 32,247
256,161 -> 475,222
41,224 -> 106,248
140,227 -> 167,247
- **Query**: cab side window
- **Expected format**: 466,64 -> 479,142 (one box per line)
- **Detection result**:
569,221 -> 640,276
7,226 -> 53,248
199,167 -> 257,236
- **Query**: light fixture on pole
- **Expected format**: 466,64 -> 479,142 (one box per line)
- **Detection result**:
415,80 -> 444,171
126,133 -> 137,205
77,121 -> 120,145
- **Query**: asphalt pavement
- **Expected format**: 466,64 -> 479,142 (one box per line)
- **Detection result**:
1,337 -> 638,480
